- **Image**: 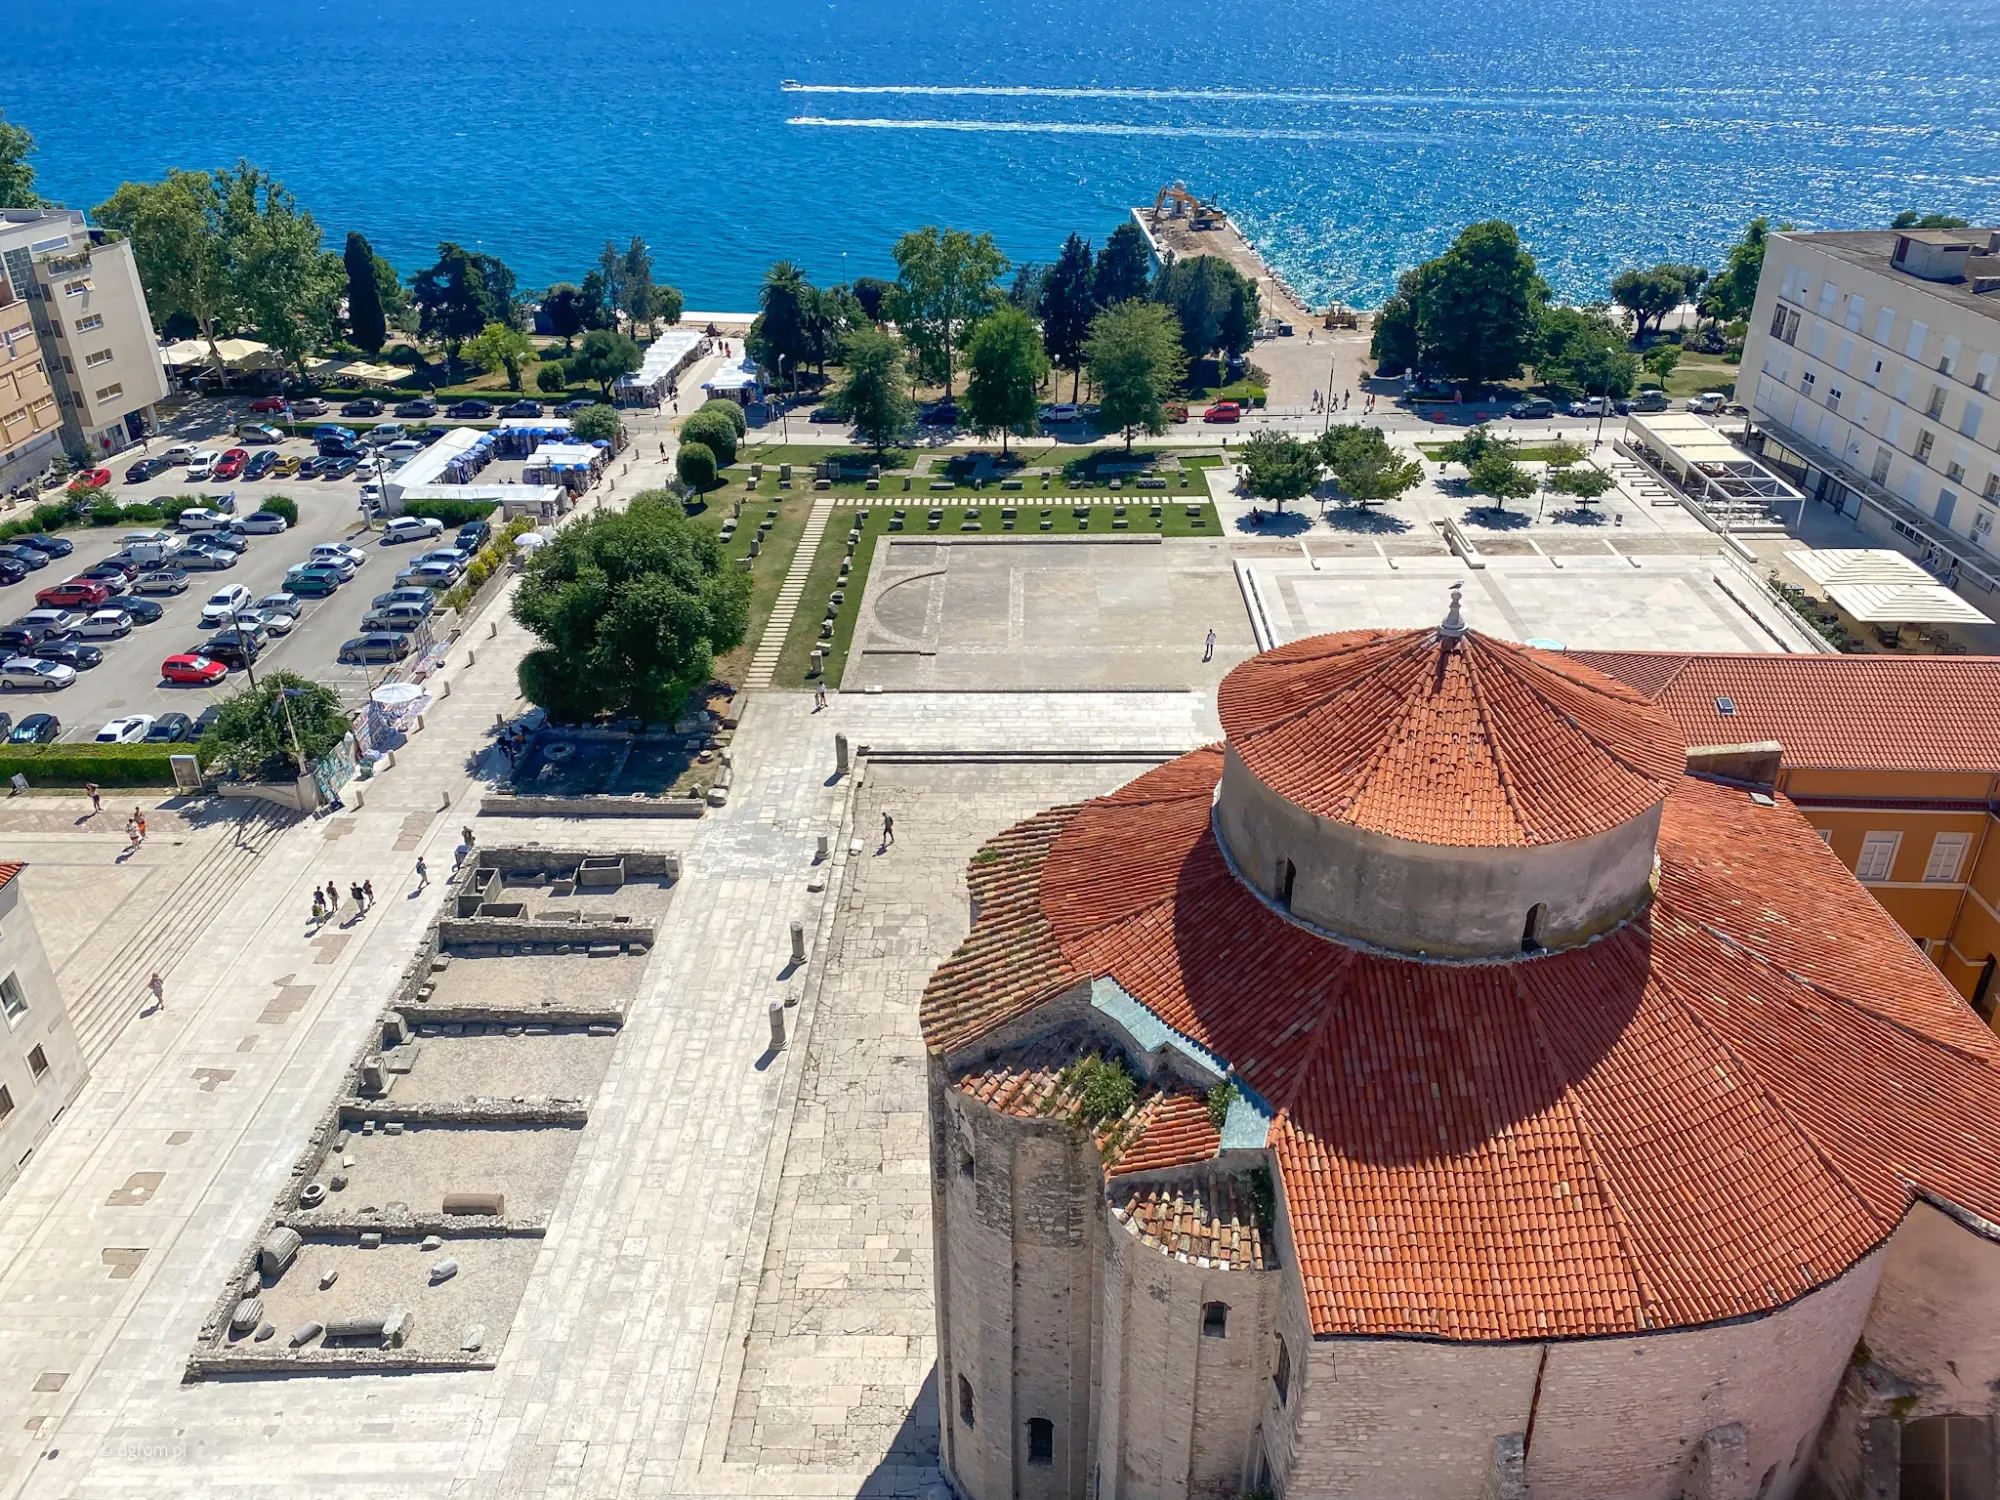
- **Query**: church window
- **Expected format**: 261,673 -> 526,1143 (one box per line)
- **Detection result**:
1273,1337 -> 1291,1404
958,1375 -> 975,1428
1522,904 -> 1547,953
1203,1302 -> 1229,1338
1027,1418 -> 1053,1465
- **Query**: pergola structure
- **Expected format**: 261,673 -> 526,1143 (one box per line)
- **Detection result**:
1623,411 -> 1805,527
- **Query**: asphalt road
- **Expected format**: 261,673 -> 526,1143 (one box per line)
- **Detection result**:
0,429 -> 502,743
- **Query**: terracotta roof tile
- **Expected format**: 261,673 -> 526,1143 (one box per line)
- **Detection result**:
1572,650 -> 2000,772
920,752 -> 2000,1341
0,862 -> 21,891
1219,629 -> 1685,847
1109,1173 -> 1277,1270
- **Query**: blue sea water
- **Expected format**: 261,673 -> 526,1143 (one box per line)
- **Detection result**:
6,0 -> 1999,310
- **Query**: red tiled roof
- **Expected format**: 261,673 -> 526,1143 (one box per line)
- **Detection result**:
1218,629 -> 1685,847
920,751 -> 2000,1341
1110,1173 -> 1277,1270
0,862 -> 21,891
1571,650 -> 2000,773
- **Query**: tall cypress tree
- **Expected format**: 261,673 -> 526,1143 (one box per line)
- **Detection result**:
1092,222 -> 1153,310
1039,232 -> 1096,402
344,231 -> 387,354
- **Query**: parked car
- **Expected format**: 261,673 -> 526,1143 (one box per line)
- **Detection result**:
1508,398 -> 1557,419
176,507 -> 229,532
396,562 -> 458,590
248,395 -> 288,413
1567,396 -> 1613,418
125,456 -> 172,482
290,397 -> 328,417
256,592 -> 302,619
282,566 -> 342,596
338,631 -> 413,665
360,423 -> 406,447
920,402 -> 960,427
325,456 -> 360,478
19,609 -> 82,634
35,579 -> 110,609
8,712 -> 58,741
199,529 -> 249,553
134,569 -> 191,594
96,713 -> 155,742
297,457 -> 331,478
238,510 -> 290,534
363,602 -> 433,633
0,558 -> 24,587
0,657 -> 75,691
315,541 -> 369,570
117,596 -> 164,624
144,712 -> 194,743
244,451 -> 279,480
393,398 -> 438,418
72,467 -> 112,488
446,399 -> 493,419
160,443 -> 198,465
500,399 -> 543,418
199,585 -> 255,628
808,406 -> 844,424
313,423 -> 358,443
193,704 -> 223,736
1039,403 -> 1082,424
371,587 -> 435,614
1687,391 -> 1728,414
205,622 -> 268,654
242,606 -> 293,636
177,547 -> 238,571
455,519 -> 492,553
377,440 -> 423,464
185,450 -> 222,481
381,515 -> 445,544
1626,389 -> 1670,413
161,652 -> 228,685
1203,401 -> 1242,424
75,609 -> 133,639
194,637 -> 258,670
1164,403 -> 1190,423
33,636 -> 103,669
412,546 -> 467,570
0,544 -> 50,572
341,398 -> 384,416
76,564 -> 135,591
238,424 -> 285,446
15,535 -> 73,559
358,484 -> 384,514
413,427 -> 450,446
271,455 -> 303,477
555,399 -> 593,414
0,627 -> 45,655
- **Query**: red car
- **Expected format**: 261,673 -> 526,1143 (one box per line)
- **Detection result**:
1202,401 -> 1242,424
248,395 -> 288,413
71,467 -> 112,488
161,653 -> 229,685
213,447 -> 249,480
36,579 -> 112,608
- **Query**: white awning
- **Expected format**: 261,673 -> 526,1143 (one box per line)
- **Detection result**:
1785,548 -> 1991,624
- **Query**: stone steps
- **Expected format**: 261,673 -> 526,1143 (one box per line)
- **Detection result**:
744,499 -> 834,690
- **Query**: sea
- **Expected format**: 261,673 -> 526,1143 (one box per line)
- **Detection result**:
7,0 -> 1999,312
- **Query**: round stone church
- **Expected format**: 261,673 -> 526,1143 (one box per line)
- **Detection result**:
920,598 -> 2000,1500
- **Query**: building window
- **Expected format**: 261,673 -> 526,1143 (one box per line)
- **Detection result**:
1975,957 -> 1998,1024
74,314 -> 102,333
1856,832 -> 1902,882
1026,1418 -> 1054,1466
959,1147 -> 973,1179
1873,448 -> 1894,485
1900,1414 -> 1993,1500
1522,904 -> 1547,953
1978,370 -> 1993,395
0,1085 -> 11,1123
84,349 -> 113,368
1925,833 -> 1972,884
1986,473 -> 2000,501
1927,386 -> 1948,419
957,1375 -> 975,1428
1277,858 -> 1296,910
1815,829 -> 1833,844
1273,1338 -> 1292,1405
1827,387 -> 1842,414
94,383 -> 121,401
61,280 -> 90,297
27,1045 -> 48,1081
1948,461 -> 1968,484
1203,1302 -> 1229,1338
1801,372 -> 1816,397
0,972 -> 25,1026
1769,304 -> 1790,339
1916,431 -> 1936,466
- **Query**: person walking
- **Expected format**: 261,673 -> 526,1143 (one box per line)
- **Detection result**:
1204,628 -> 1216,663
462,825 -> 476,850
135,808 -> 147,842
880,811 -> 895,850
813,682 -> 827,712
312,889 -> 326,924
147,972 -> 164,1014
362,878 -> 375,909
414,857 -> 428,892
84,782 -> 100,815
350,880 -> 365,915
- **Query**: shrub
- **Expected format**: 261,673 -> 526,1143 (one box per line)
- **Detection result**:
88,502 -> 123,526
441,516 -> 534,612
403,497 -> 498,527
698,397 -> 747,439
570,404 -> 622,445
0,744 -> 178,787
386,345 -> 425,366
675,440 -> 717,491
1207,1080 -> 1240,1130
1067,1054 -> 1136,1124
260,495 -> 298,525
534,362 -> 569,394
120,503 -> 163,522
156,495 -> 200,520
680,409 -> 737,467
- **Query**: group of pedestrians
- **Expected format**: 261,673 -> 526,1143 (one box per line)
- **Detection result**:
311,878 -> 376,925
1312,389 -> 1354,416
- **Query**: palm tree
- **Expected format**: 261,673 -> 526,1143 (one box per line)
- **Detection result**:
759,262 -> 812,393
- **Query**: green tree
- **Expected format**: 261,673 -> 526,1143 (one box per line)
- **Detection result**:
571,404 -> 623,444
95,170 -> 235,366
1092,221 -> 1152,308
1085,301 -> 1186,453
680,408 -> 738,467
464,320 -> 534,390
1153,255 -> 1261,364
1414,221 -> 1547,386
218,164 -> 344,378
1610,265 -> 1692,338
675,440 -> 717,491
596,240 -> 630,330
698,397 -> 747,439
620,235 -> 655,336
1238,431 -> 1320,512
541,282 -> 588,349
1368,266 -> 1427,375
1892,211 -> 1970,230
829,323 -> 917,455
1039,232 -> 1097,401
1536,305 -> 1639,399
1467,446 -> 1536,512
1540,437 -> 1588,479
578,269 -> 615,330
343,231 -> 387,355
1702,217 -> 1772,323
374,251 -> 414,335
889,226 -> 1008,394
196,671 -> 349,779
569,328 -> 642,399
1008,261 -> 1046,311
962,306 -> 1049,456
1548,465 -> 1617,505
259,494 -> 299,525
0,110 -> 49,209
1643,344 -> 1681,388
1316,424 -> 1423,507
650,283 -> 684,329
749,260 -> 815,390
1438,423 -> 1504,469
412,242 -> 513,376
512,503 -> 750,727
535,361 -> 570,394
851,276 -> 894,322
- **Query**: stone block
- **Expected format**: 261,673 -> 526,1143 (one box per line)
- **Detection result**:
443,1191 -> 504,1216
259,1226 -> 302,1277
230,1297 -> 264,1334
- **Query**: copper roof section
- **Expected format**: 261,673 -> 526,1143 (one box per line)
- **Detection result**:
921,750 -> 2000,1341
1218,628 -> 1685,847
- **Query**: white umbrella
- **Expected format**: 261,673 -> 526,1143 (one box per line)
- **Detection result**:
371,682 -> 424,707
515,532 -> 548,551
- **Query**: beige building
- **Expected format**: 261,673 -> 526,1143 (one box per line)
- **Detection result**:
1737,226 -> 2000,610
0,209 -> 169,480
924,610 -> 2000,1500
0,862 -> 86,1199
0,263 -> 61,491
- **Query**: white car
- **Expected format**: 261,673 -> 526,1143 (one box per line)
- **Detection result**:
303,548 -> 357,579
160,444 -> 197,465
242,607 -> 294,636
380,515 -> 445,544
237,511 -> 290,534
177,507 -> 229,532
76,609 -> 133,639
1687,391 -> 1728,414
0,657 -> 75,691
95,714 -> 155,743
184,451 -> 221,481
1040,402 -> 1082,423
315,541 -> 368,568
198,585 -> 255,627
256,591 -> 302,619
19,609 -> 83,634
396,562 -> 458,590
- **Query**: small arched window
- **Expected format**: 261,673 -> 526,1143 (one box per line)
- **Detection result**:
1273,1337 -> 1292,1404
1027,1417 -> 1054,1465
1522,903 -> 1547,953
957,1374 -> 975,1428
1277,859 -> 1297,910
959,1149 -> 974,1179
1202,1302 -> 1229,1338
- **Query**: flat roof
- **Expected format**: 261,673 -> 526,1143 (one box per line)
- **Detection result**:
1780,229 -> 2000,326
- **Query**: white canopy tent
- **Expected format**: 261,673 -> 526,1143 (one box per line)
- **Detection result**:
1785,548 -> 1992,625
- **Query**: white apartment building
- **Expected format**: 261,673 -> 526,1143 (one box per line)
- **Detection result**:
0,862 -> 86,1200
0,209 -> 170,480
1738,227 -> 2000,604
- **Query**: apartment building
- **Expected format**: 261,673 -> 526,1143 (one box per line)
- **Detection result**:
0,209 -> 169,481
1737,227 -> 2000,609
0,863 -> 87,1199
0,261 -> 61,491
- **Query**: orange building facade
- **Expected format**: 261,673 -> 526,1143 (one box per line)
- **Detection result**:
1578,652 -> 2000,1019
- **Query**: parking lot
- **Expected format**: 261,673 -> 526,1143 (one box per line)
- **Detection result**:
0,419 -> 533,744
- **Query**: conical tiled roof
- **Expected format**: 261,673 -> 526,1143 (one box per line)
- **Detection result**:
1217,624 -> 1686,847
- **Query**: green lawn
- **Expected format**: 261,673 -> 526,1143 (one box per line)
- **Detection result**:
770,499 -> 1223,690
674,488 -> 816,687
1663,354 -> 1741,399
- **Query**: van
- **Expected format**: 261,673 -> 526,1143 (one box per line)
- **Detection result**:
125,539 -> 187,567
122,529 -> 178,548
177,508 -> 229,532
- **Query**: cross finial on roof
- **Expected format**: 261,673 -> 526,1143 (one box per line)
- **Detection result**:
1439,581 -> 1467,640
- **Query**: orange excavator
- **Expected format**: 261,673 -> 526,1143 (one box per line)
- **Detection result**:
1151,183 -> 1222,229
